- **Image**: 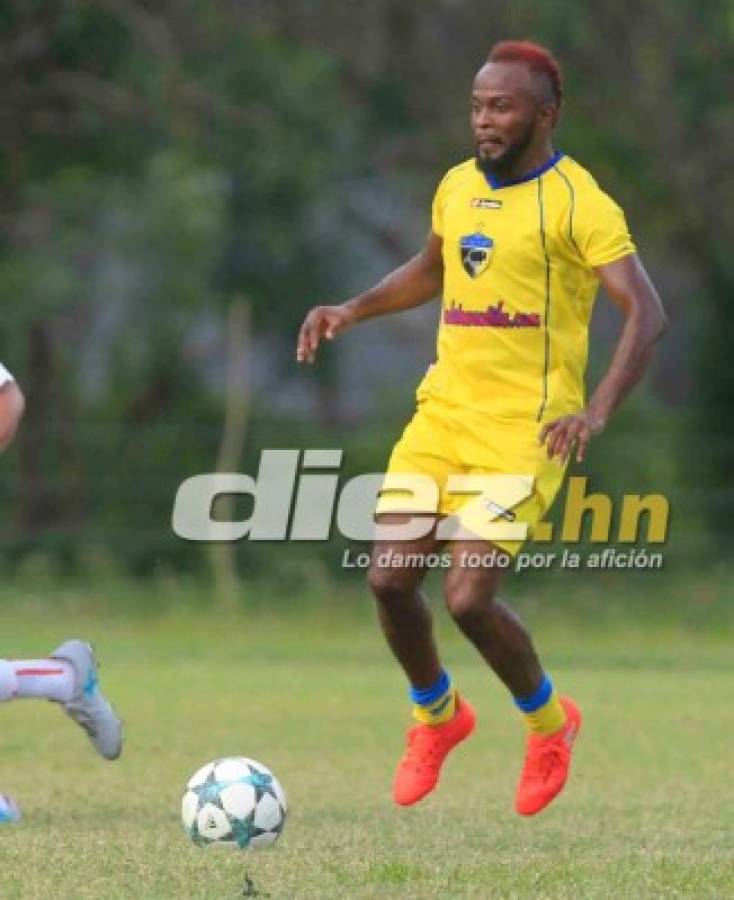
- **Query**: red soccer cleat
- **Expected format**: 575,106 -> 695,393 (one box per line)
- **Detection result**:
515,696 -> 582,816
393,696 -> 476,806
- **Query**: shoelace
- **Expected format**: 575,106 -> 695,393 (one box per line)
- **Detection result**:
403,728 -> 451,772
523,740 -> 568,783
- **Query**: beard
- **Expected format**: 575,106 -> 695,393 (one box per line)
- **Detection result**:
475,120 -> 536,180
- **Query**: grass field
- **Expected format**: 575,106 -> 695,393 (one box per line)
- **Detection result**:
0,572 -> 732,899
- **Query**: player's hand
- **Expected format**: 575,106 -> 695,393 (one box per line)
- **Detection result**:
539,409 -> 606,463
296,304 -> 356,364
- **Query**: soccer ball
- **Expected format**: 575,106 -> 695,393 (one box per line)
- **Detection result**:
181,757 -> 286,849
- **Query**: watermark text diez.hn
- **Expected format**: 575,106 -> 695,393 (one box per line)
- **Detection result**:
172,449 -> 669,567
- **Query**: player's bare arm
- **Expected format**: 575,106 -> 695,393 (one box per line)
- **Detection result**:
540,253 -> 668,463
0,380 -> 25,452
296,232 -> 443,363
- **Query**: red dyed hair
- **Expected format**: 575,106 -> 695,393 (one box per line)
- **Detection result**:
487,41 -> 563,107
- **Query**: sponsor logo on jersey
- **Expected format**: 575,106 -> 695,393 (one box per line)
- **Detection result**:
471,198 -> 502,209
443,300 -> 541,328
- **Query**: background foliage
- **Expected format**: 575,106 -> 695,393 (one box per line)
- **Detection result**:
1,1 -> 732,576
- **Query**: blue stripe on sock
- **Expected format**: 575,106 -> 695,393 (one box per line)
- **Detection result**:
410,669 -> 451,706
514,674 -> 553,713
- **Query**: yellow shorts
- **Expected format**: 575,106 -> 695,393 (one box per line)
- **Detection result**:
375,399 -> 567,555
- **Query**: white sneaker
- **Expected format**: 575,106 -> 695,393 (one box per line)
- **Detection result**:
0,793 -> 21,824
51,640 -> 123,760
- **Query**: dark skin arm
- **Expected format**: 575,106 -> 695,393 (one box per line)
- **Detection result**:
540,253 -> 668,462
0,381 -> 25,452
296,233 -> 443,363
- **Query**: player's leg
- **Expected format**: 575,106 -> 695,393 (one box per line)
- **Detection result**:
1,374 -> 29,825
443,541 -> 553,699
372,400 -> 478,804
443,540 -> 580,815
2,650 -> 120,821
0,653 -> 75,712
0,642 -> 122,760
371,399 -> 461,699
1,370 -> 121,759
0,660 -> 28,824
367,513 -> 443,690
368,517 -> 476,805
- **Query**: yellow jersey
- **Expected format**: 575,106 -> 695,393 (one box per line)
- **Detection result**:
423,152 -> 635,422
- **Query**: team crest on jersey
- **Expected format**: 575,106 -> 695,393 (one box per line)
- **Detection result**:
460,232 -> 494,278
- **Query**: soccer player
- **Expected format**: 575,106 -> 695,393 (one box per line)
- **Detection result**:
297,41 -> 666,815
0,364 -> 122,823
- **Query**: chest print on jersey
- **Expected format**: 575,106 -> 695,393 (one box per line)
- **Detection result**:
443,300 -> 541,328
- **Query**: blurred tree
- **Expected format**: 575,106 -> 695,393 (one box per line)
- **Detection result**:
0,0 -> 358,562
1,0 -> 731,568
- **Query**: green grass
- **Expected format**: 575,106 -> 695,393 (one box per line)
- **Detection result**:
0,574 -> 732,899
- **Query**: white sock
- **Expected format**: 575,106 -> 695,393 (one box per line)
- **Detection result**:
0,660 -> 18,700
5,658 -> 75,702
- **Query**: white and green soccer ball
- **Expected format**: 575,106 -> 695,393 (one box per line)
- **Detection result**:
182,757 -> 286,849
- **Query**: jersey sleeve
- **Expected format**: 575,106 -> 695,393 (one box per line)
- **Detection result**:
573,184 -> 636,269
430,172 -> 450,237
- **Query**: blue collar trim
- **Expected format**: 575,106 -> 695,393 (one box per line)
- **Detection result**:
482,150 -> 564,190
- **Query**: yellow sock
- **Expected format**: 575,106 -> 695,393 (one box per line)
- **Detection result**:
515,675 -> 567,734
410,669 -> 456,725
413,687 -> 456,725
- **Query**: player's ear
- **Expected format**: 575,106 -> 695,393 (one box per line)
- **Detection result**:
538,102 -> 559,130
